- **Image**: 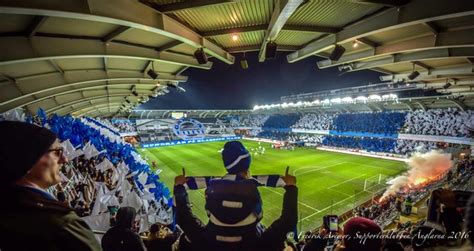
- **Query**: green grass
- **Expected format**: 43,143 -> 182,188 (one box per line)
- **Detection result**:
138,140 -> 406,232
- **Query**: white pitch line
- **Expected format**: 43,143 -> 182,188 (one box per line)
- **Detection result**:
328,188 -> 352,197
327,174 -> 366,189
261,187 -> 321,212
298,190 -> 369,222
293,162 -> 347,176
358,163 -> 395,172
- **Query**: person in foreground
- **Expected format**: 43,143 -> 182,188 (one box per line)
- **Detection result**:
174,140 -> 298,251
101,206 -> 147,251
0,121 -> 101,251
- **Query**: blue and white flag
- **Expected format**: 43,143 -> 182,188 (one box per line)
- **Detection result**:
184,174 -> 286,190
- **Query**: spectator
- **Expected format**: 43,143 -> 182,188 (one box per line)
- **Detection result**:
0,121 -> 100,251
101,206 -> 146,251
339,217 -> 382,251
402,108 -> 473,137
174,141 -> 298,251
292,113 -> 336,130
144,223 -> 179,251
331,112 -> 406,135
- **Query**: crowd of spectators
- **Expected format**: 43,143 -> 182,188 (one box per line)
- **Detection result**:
288,134 -> 324,144
231,115 -> 269,127
393,139 -> 437,155
331,112 -> 407,135
257,130 -> 291,141
262,113 -> 301,130
291,113 -> 336,130
402,108 -> 473,137
323,135 -> 397,153
109,119 -> 137,134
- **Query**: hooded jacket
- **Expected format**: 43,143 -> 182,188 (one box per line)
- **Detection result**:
101,207 -> 146,251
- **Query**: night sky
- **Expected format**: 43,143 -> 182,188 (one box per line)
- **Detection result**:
141,51 -> 382,110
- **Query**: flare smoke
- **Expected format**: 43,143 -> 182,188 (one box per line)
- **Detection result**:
380,150 -> 453,201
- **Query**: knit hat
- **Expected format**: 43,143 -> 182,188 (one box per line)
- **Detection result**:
343,217 -> 382,251
221,141 -> 251,174
0,121 -> 57,183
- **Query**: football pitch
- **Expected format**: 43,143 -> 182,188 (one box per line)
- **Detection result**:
138,140 -> 406,231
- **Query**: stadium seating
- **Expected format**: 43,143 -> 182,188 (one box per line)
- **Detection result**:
331,112 -> 406,135
322,135 -> 397,153
232,114 -> 269,127
108,118 -> 137,134
393,139 -> 437,155
402,108 -> 473,137
262,113 -> 301,130
292,113 -> 336,130
257,130 -> 291,141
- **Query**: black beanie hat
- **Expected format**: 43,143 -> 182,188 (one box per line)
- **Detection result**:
0,121 -> 57,183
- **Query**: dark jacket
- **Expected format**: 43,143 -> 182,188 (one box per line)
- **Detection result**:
101,207 -> 146,251
0,185 -> 101,251
174,184 -> 298,251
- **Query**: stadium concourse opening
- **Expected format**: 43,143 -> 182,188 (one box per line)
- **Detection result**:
1,0 -> 474,251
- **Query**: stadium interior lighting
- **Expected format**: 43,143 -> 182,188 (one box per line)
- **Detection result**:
389,94 -> 398,99
352,40 -> 359,48
232,34 -> 239,41
322,98 -> 330,104
355,96 -> 368,102
368,94 -> 382,101
329,44 -> 345,61
341,97 -> 353,103
312,100 -> 320,104
194,48 -> 208,64
330,97 -> 342,104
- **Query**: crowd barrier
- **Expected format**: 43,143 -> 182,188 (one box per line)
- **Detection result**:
141,136 -> 242,148
398,133 -> 474,145
316,146 -> 408,162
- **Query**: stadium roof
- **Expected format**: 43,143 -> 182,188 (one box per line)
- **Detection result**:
1,0 -> 473,118
130,94 -> 474,119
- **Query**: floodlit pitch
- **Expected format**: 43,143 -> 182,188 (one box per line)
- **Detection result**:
139,140 -> 406,231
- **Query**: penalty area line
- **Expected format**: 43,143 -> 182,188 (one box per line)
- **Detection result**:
327,174 -> 366,189
298,190 -> 369,223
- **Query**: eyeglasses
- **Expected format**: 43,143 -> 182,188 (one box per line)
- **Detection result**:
47,147 -> 65,158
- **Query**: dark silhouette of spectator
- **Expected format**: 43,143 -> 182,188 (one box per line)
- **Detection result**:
0,121 -> 100,251
144,223 -> 179,251
101,207 -> 146,251
340,217 -> 382,251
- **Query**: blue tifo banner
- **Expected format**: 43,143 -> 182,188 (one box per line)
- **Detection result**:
141,136 -> 242,148
328,130 -> 398,139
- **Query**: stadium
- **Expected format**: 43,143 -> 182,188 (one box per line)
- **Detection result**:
0,0 -> 473,251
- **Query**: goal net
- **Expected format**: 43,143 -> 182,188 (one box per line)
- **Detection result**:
363,174 -> 388,193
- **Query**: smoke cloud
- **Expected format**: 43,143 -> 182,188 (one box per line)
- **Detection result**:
380,150 -> 453,201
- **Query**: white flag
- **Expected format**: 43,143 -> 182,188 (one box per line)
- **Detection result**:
95,158 -> 113,172
121,191 -> 143,211
83,141 -> 100,160
61,139 -> 76,157
138,172 -> 148,186
68,149 -> 84,160
82,212 -> 111,232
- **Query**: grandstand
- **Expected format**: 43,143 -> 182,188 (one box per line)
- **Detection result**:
1,1 -> 473,251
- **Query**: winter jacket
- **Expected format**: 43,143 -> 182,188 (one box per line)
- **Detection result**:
0,185 -> 101,251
